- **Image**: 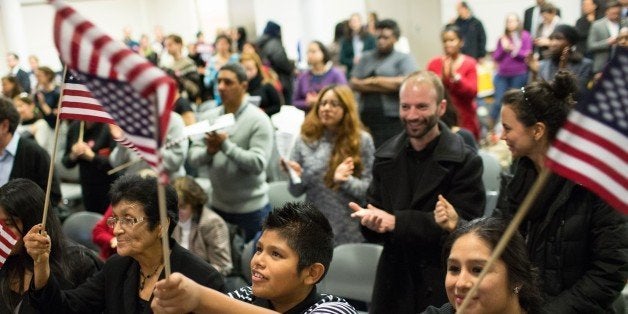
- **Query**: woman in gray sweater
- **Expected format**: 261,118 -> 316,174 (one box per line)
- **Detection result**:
284,84 -> 374,245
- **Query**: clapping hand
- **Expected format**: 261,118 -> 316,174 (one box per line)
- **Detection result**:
434,194 -> 459,232
333,157 -> 354,183
349,202 -> 395,233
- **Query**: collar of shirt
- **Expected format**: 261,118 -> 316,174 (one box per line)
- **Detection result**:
1,133 -> 20,159
220,96 -> 251,119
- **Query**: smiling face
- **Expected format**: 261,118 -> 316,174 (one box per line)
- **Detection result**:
250,230 -> 312,306
446,233 -> 517,314
500,105 -> 537,158
317,89 -> 345,131
399,81 -> 445,141
111,200 -> 159,258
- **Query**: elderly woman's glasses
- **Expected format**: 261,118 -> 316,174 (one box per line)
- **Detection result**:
106,216 -> 148,228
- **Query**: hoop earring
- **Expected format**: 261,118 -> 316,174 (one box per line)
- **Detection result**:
513,286 -> 521,295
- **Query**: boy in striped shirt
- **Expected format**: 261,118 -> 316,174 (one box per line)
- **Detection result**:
152,202 -> 357,314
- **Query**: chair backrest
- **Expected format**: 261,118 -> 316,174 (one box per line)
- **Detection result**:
240,239 -> 256,285
268,181 -> 305,209
484,190 -> 499,217
479,150 -> 501,192
62,211 -> 103,251
318,243 -> 383,303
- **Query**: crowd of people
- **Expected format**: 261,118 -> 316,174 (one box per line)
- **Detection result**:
1,0 -> 627,313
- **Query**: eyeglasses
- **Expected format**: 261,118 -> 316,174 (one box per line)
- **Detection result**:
106,216 -> 149,228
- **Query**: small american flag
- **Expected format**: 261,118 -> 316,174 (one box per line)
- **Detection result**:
51,0 -> 176,172
0,220 -> 18,269
546,47 -> 628,214
59,69 -> 115,124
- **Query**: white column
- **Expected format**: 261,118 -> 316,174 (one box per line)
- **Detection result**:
0,0 -> 28,68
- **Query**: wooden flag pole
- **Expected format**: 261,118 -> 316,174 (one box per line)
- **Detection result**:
78,121 -> 85,142
154,92 -> 172,277
457,167 -> 551,314
157,181 -> 171,277
107,159 -> 141,175
41,66 -> 68,230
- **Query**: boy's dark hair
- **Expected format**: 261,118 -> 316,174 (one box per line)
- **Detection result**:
375,19 -> 401,39
262,202 -> 333,283
109,175 -> 179,235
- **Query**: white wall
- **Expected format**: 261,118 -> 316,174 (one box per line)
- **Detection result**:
1,0 -> 584,75
440,0 -> 581,54
0,0 -> 227,73
252,0 -> 365,64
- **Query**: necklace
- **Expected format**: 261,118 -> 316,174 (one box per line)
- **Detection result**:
138,264 -> 162,291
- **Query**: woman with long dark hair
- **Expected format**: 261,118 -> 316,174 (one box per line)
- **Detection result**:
426,217 -> 542,314
0,179 -> 102,313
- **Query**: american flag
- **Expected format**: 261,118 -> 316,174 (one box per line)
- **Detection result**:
59,69 -> 115,124
51,0 -> 176,172
0,220 -> 18,269
546,47 -> 628,214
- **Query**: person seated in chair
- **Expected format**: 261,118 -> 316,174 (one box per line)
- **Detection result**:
151,202 -> 358,314
24,174 -> 225,313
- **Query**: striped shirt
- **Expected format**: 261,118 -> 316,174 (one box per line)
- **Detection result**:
228,286 -> 357,314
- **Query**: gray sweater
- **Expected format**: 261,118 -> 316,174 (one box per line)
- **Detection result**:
288,130 -> 374,245
189,100 -> 274,214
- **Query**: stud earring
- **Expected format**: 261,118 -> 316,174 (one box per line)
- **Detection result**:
513,286 -> 521,295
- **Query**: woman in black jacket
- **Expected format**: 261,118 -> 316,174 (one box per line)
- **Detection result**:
24,175 -> 225,314
240,52 -> 282,116
496,71 -> 626,312
436,71 -> 627,313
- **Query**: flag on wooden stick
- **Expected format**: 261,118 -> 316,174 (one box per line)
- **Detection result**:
547,47 -> 628,214
0,220 -> 18,270
51,0 -> 177,174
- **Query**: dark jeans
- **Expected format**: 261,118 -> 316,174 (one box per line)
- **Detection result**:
491,73 -> 528,122
213,203 -> 271,242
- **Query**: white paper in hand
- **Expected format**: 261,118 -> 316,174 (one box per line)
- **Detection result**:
166,113 -> 235,147
276,130 -> 301,184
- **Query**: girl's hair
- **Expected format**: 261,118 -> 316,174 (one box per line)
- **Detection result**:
214,34 -> 232,51
1,76 -> 23,99
13,92 -> 42,120
503,13 -> 523,36
442,24 -> 463,40
172,176 -> 207,223
301,84 -> 367,189
0,179 -> 68,311
36,66 -> 56,83
502,70 -> 577,142
240,52 -> 272,84
443,218 -> 543,313
309,41 -> 331,64
440,92 -> 459,128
